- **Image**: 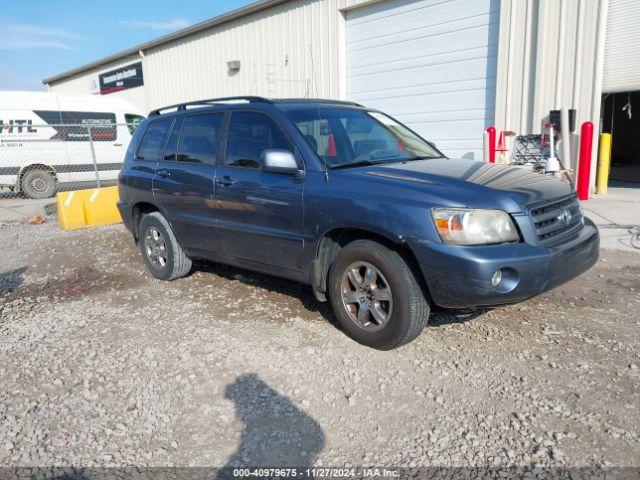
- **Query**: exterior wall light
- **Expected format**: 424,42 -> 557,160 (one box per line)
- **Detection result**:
227,60 -> 241,73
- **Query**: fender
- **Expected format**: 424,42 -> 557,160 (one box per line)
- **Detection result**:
309,223 -> 413,302
312,220 -> 407,251
128,199 -> 173,241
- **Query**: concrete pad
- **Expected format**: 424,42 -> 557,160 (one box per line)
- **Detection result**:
584,185 -> 640,252
0,206 -> 26,222
0,197 -> 56,222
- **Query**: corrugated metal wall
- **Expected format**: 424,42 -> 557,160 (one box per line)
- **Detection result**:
494,0 -> 608,184
603,0 -> 640,93
49,0 -> 343,113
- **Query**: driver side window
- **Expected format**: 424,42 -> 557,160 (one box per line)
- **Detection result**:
225,111 -> 293,169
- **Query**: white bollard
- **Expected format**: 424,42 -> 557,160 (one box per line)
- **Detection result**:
483,130 -> 491,162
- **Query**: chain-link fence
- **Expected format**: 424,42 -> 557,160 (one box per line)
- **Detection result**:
0,123 -> 138,199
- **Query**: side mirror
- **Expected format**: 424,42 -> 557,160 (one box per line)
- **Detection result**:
261,149 -> 300,175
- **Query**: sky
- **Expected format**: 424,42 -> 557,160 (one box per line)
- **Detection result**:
0,0 -> 253,91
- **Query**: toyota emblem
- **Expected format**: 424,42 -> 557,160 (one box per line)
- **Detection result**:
559,208 -> 572,225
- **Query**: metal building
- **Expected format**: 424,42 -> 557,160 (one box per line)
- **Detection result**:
43,0 -> 640,187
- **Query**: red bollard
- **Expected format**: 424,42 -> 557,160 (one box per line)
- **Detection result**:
486,126 -> 496,163
577,121 -> 594,201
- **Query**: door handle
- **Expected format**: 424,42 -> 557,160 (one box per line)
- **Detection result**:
216,176 -> 236,187
157,169 -> 171,177
113,143 -> 123,147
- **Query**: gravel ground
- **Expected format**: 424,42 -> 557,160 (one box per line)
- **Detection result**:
0,219 -> 639,469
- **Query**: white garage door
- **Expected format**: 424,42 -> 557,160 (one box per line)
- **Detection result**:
346,0 -> 499,160
603,0 -> 640,93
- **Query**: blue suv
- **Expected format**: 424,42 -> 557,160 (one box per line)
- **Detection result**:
117,97 -> 599,349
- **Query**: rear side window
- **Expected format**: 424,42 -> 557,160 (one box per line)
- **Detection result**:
163,117 -> 184,161
136,119 -> 172,162
125,118 -> 148,159
225,111 -> 292,169
177,113 -> 224,164
125,114 -> 146,135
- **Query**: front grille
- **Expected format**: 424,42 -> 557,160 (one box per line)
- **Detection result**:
528,195 -> 583,245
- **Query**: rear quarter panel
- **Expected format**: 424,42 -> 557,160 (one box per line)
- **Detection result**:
117,120 -> 158,227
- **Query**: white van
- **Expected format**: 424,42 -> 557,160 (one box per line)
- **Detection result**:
0,91 -> 145,198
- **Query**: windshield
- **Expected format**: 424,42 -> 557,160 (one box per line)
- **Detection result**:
285,107 -> 444,168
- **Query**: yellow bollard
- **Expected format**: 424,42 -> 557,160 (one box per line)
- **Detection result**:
596,133 -> 612,195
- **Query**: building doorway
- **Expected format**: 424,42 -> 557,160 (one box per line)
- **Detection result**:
601,91 -> 640,184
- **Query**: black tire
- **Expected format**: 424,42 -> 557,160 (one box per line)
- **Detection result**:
328,239 -> 430,350
138,212 -> 192,280
21,168 -> 56,199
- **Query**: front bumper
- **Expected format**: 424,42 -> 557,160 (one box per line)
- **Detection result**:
412,218 -> 600,309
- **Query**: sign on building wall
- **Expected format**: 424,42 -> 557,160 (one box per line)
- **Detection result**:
98,62 -> 144,95
89,75 -> 100,95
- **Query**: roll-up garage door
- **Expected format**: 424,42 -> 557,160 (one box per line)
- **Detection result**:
345,0 -> 499,160
603,0 -> 640,93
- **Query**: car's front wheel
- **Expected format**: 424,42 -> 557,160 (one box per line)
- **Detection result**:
138,212 -> 192,280
328,239 -> 430,350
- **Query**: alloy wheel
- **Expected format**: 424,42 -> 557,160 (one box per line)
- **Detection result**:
340,261 -> 393,331
144,226 -> 168,269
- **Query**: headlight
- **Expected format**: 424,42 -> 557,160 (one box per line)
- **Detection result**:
431,208 -> 520,245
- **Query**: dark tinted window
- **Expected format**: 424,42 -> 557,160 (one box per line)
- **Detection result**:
33,110 -> 118,142
177,113 -> 224,164
33,110 -> 117,142
225,111 -> 292,169
136,119 -> 172,161
125,114 -> 145,135
163,117 -> 183,161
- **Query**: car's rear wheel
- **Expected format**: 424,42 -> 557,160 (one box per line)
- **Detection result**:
328,239 -> 430,350
21,168 -> 56,199
138,212 -> 192,280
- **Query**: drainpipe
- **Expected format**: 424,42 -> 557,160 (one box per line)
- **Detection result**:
560,108 -> 571,170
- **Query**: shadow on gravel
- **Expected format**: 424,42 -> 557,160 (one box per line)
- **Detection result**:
1,266 -> 141,304
194,260 -> 339,326
427,306 -> 491,328
194,260 -> 491,332
219,373 -> 325,475
0,266 -> 27,296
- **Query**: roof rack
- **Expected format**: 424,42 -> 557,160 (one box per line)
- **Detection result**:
271,98 -> 362,107
149,96 -> 272,116
148,96 -> 364,116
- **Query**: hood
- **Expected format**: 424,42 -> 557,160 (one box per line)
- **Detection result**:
357,158 -> 573,208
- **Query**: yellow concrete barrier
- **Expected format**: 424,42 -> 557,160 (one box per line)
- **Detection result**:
596,133 -> 612,195
57,186 -> 122,231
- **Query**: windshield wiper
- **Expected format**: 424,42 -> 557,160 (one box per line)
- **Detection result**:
330,160 -> 379,170
401,155 -> 441,161
330,155 -> 443,170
